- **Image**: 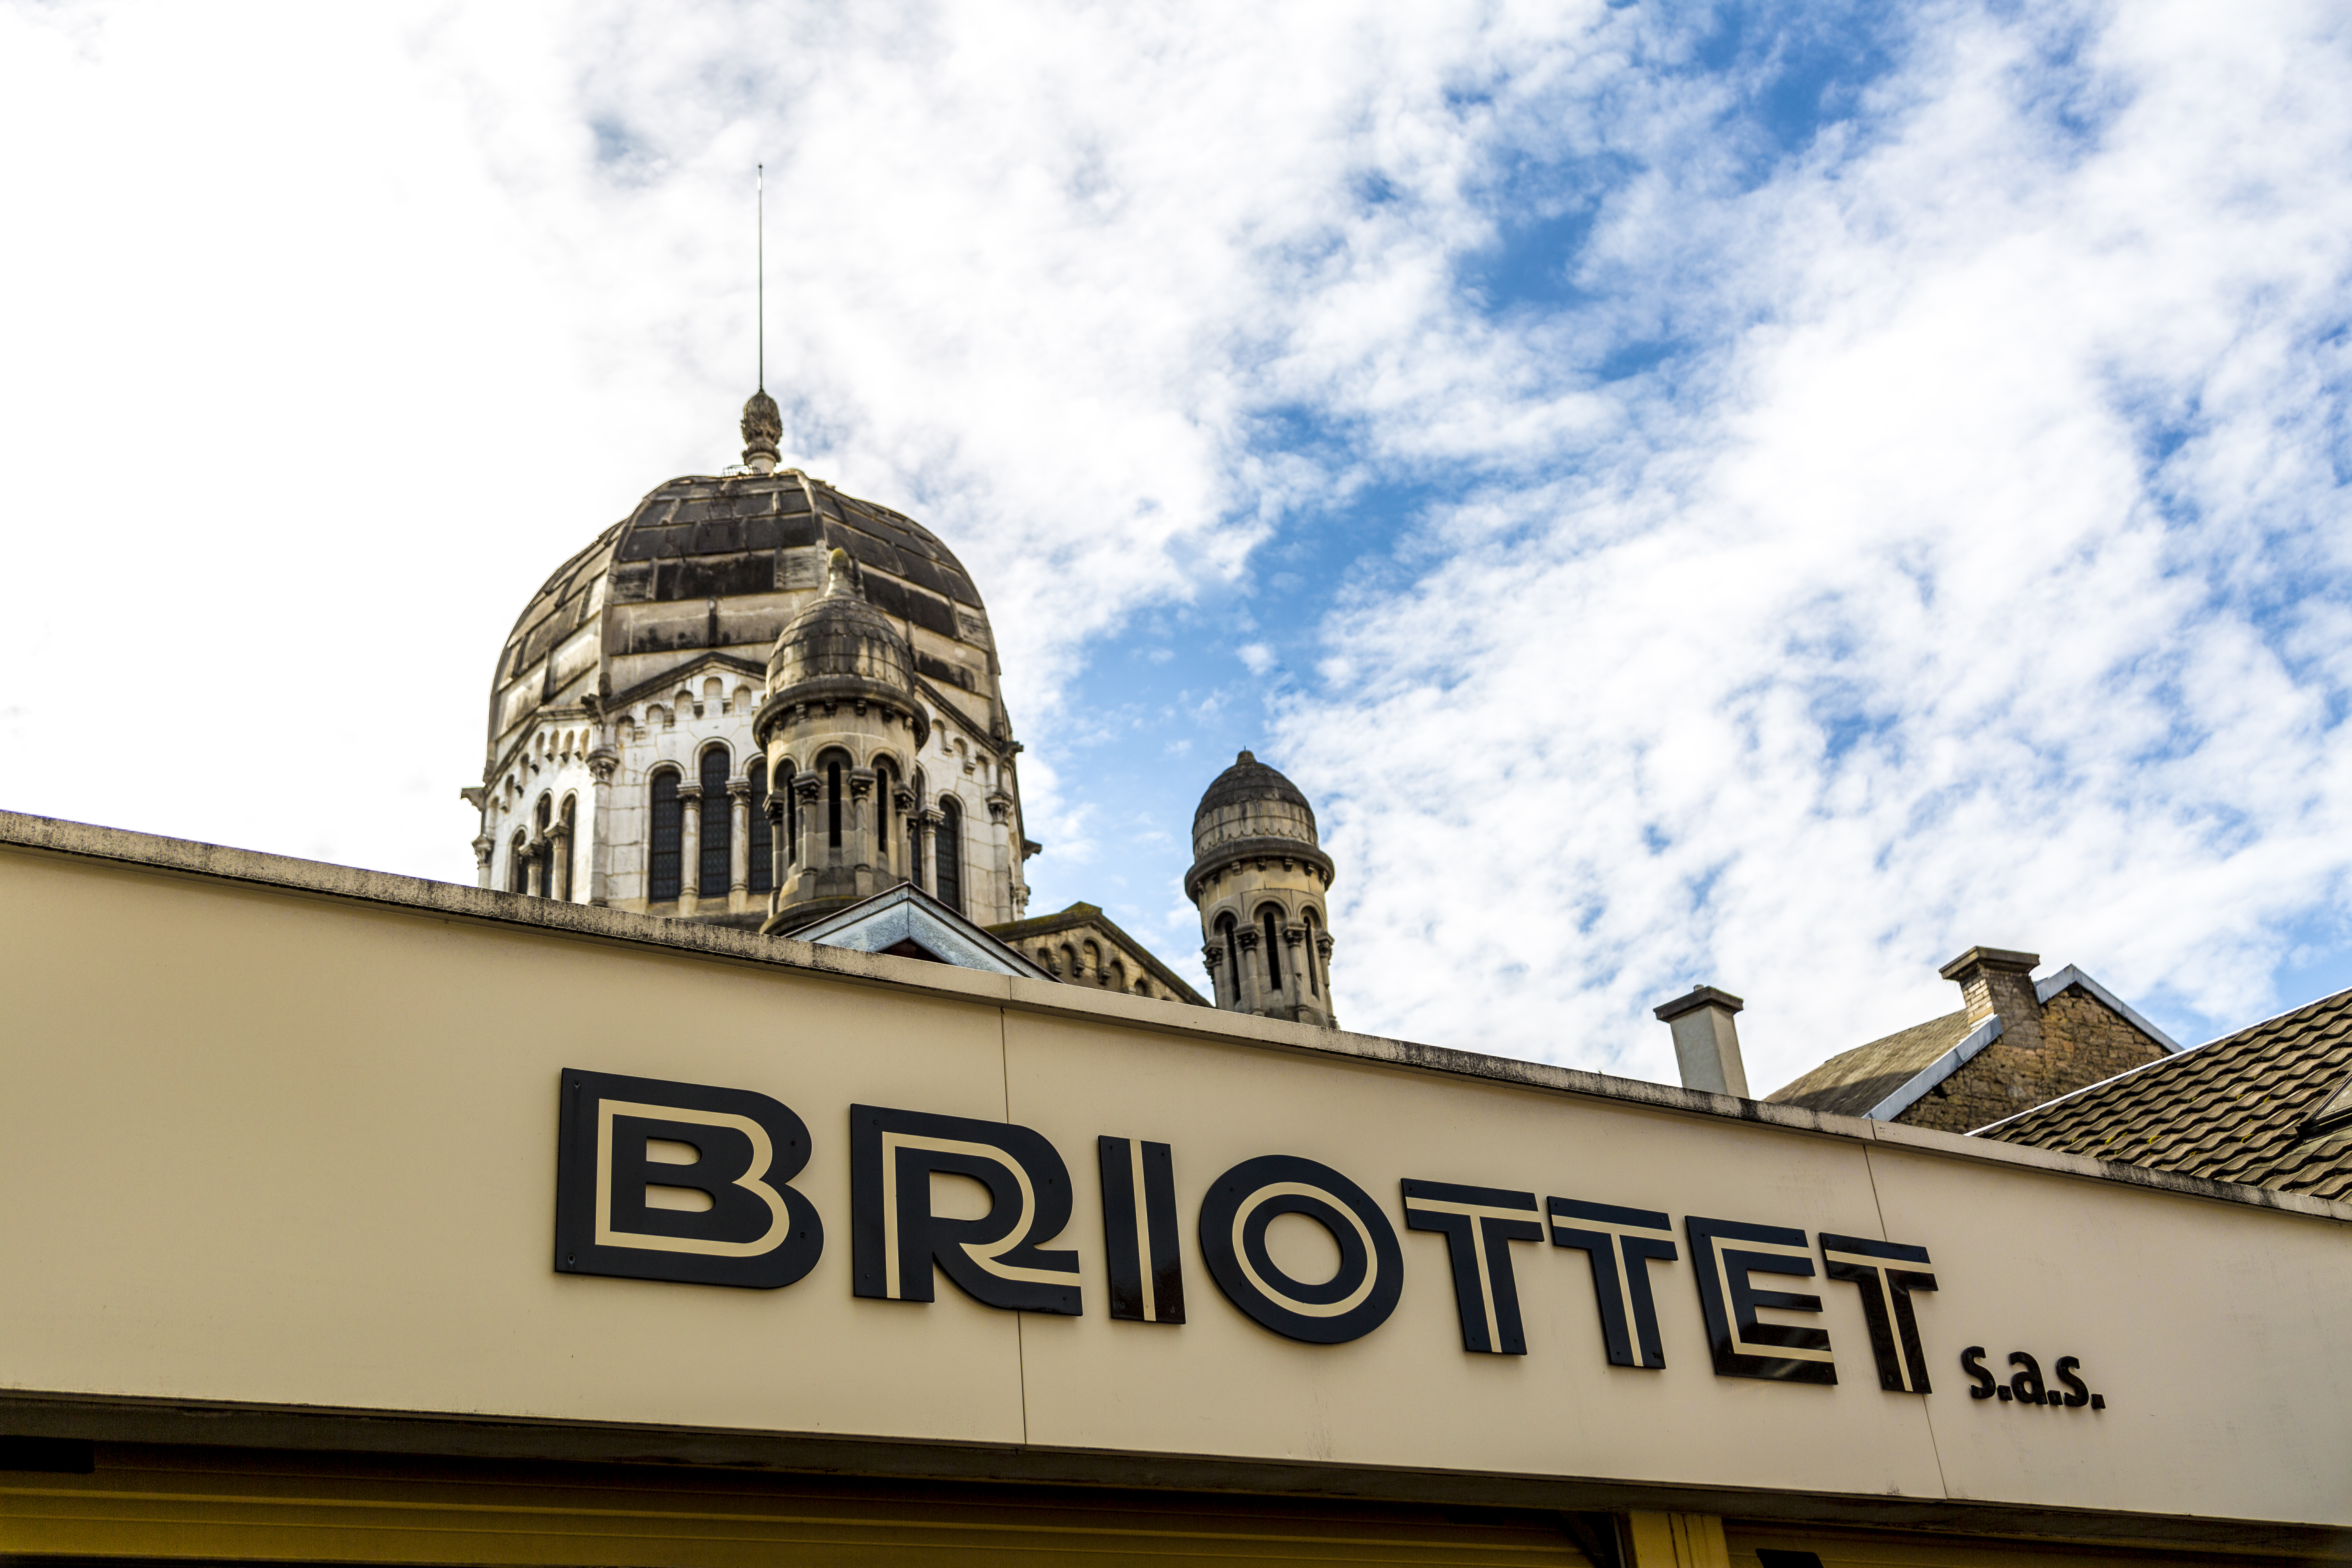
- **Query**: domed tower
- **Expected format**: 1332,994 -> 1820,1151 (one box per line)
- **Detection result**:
465,395 -> 1034,931
1186,750 -> 1338,1027
754,548 -> 931,927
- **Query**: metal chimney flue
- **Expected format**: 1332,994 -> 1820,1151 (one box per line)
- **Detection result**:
1654,984 -> 1751,1098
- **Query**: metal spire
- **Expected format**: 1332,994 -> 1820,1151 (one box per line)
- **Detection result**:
740,163 -> 782,474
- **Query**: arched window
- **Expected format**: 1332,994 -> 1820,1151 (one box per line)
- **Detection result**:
937,795 -> 964,914
1108,958 -> 1126,991
508,831 -> 529,895
1083,942 -> 1101,983
874,759 -> 894,857
1061,943 -> 1079,980
1261,906 -> 1284,992
1301,908 -> 1323,997
700,746 -> 731,893
1216,913 -> 1239,1007
747,760 -> 772,894
648,769 -> 682,902
826,758 -> 844,849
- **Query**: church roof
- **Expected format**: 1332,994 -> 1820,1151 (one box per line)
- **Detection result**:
489,468 -> 998,755
1194,750 -> 1314,824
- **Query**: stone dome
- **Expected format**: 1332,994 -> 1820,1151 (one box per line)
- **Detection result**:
764,548 -> 916,703
483,467 -> 1005,766
1186,749 -> 1331,900
1194,749 -> 1315,827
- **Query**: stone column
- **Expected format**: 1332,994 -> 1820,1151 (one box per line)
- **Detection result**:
1201,944 -> 1227,1009
677,784 -> 702,916
586,751 -> 617,906
728,781 -> 751,898
550,823 -> 573,902
1315,932 -> 1336,1014
523,839 -> 546,898
765,795 -> 788,910
985,794 -> 1013,927
889,786 -> 913,885
848,769 -> 875,881
916,810 -> 942,897
1281,922 -> 1307,1007
471,834 -> 493,891
1233,927 -> 1262,1013
792,775 -> 823,891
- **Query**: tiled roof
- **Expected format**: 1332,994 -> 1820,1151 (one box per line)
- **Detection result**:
1975,987 -> 2352,1203
1765,1008 -> 1973,1118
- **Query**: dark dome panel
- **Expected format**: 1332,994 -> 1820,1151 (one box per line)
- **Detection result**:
1194,750 -> 1315,825
488,466 -> 995,757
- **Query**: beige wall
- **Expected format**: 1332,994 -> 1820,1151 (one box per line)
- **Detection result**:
2,830 -> 2346,1537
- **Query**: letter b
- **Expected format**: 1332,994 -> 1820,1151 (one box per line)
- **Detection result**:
555,1068 -> 823,1289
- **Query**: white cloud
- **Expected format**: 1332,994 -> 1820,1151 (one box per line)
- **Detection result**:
3,0 -> 2348,1098
1274,0 -> 2352,1087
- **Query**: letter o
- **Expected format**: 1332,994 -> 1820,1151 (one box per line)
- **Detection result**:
1198,1154 -> 1402,1344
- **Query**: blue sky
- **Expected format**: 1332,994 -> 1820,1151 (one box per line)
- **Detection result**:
5,0 -> 2351,1090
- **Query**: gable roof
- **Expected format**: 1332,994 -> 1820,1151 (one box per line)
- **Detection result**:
1974,986 -> 2352,1202
1766,964 -> 2183,1121
1766,1008 -> 1976,1118
782,882 -> 1054,981
989,901 -> 1211,1005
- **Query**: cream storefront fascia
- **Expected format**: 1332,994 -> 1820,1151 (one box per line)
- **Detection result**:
1,809 -> 2348,1568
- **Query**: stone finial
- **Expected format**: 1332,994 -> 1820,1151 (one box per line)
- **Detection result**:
823,546 -> 860,598
741,388 -> 783,474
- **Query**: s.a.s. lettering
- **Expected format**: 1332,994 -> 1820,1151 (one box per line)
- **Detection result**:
553,1067 -> 2108,1408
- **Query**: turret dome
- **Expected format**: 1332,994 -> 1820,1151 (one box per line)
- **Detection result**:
765,548 -> 916,704
1186,749 -> 1331,900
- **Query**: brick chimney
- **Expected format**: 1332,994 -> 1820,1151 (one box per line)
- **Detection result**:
1938,946 -> 2044,1050
1653,985 -> 1751,1097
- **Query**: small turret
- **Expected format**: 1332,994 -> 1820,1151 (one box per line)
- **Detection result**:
1186,750 -> 1338,1026
753,548 -> 931,931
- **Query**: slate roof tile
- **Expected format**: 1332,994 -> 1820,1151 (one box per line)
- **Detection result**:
1766,1009 -> 1974,1118
1976,987 -> 2352,1202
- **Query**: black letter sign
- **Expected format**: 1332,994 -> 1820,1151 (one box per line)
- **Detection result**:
1401,1180 -> 1543,1354
1200,1155 -> 1402,1344
850,1105 -> 1081,1315
1099,1136 -> 1186,1324
1819,1233 -> 1938,1393
1685,1216 -> 1836,1383
1548,1197 -> 1679,1368
554,1069 -> 822,1289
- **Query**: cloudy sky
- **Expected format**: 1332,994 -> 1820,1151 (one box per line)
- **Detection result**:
6,0 -> 2351,1091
